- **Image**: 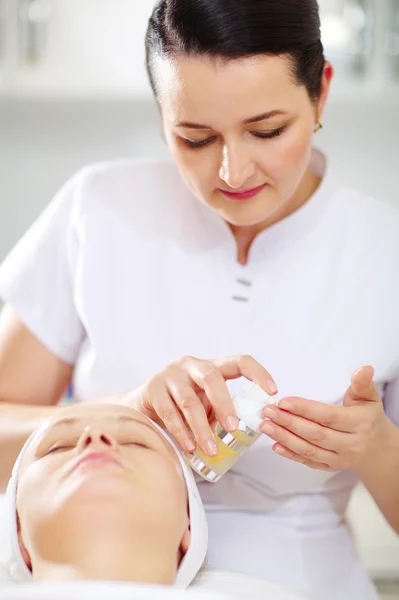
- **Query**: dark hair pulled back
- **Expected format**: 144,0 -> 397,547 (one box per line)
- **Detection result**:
146,0 -> 325,103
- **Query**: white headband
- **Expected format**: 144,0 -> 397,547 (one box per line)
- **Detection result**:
3,417 -> 208,589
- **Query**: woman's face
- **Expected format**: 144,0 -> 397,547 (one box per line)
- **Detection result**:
16,404 -> 189,571
157,53 -> 332,228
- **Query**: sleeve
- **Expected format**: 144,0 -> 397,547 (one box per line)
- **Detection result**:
0,172 -> 85,365
383,373 -> 399,427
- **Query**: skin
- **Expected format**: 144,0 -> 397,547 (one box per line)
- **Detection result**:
16,403 -> 190,585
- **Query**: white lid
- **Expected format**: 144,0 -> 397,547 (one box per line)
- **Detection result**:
232,381 -> 279,432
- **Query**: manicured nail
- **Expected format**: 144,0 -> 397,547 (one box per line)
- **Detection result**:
261,422 -> 275,435
206,439 -> 218,456
279,400 -> 293,411
184,439 -> 196,452
266,380 -> 278,395
225,416 -> 239,432
263,406 -> 277,418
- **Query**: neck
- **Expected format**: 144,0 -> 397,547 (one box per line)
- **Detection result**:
230,168 -> 321,265
33,537 -> 178,586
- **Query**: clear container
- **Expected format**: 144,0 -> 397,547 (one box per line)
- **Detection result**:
185,382 -> 279,482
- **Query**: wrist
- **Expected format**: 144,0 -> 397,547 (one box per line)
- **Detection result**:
355,414 -> 395,478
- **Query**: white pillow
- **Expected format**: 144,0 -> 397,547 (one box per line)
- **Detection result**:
0,576 -> 307,600
0,580 -> 232,599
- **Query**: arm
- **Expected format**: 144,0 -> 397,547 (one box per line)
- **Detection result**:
355,375 -> 399,533
355,416 -> 399,534
0,305 -> 73,490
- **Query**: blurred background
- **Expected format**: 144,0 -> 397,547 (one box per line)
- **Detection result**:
0,0 -> 398,594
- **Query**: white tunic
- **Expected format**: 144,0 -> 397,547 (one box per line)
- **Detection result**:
1,149 -> 398,600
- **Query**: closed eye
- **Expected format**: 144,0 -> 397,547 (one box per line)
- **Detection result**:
46,445 -> 74,455
182,136 -> 217,149
251,126 -> 286,140
182,126 -> 286,149
123,441 -> 151,450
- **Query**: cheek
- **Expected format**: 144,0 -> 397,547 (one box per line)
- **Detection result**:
147,459 -> 186,504
260,122 -> 314,182
170,144 -> 216,194
17,461 -> 66,532
17,479 -> 50,551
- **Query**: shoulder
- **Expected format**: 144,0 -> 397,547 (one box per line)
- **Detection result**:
70,157 -> 189,215
60,156 -> 199,249
326,183 -> 399,257
332,184 -> 399,228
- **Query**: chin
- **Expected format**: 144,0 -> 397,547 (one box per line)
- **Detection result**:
219,203 -> 280,228
63,471 -> 131,502
205,191 -> 281,227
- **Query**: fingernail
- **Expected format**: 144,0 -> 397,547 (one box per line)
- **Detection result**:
279,400 -> 293,411
184,439 -> 196,452
263,406 -> 277,418
266,380 -> 278,395
274,445 -> 285,455
206,439 -> 218,456
225,416 -> 239,432
261,422 -> 275,435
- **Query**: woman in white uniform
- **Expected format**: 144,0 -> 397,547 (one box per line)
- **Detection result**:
0,0 -> 398,598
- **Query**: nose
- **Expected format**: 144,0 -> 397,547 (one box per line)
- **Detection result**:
77,426 -> 118,452
219,142 -> 256,189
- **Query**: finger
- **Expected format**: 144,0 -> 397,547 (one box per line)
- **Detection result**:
211,354 -> 278,396
262,405 -> 351,452
272,444 -> 332,471
145,379 -> 196,453
182,358 -> 239,433
260,420 -> 338,466
166,373 -> 218,456
344,365 -> 381,407
276,397 -> 358,433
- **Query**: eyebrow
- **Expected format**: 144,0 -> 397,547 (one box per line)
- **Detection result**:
176,110 -> 287,130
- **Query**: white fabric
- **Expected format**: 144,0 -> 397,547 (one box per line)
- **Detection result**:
1,420 -> 207,589
0,570 -> 307,599
0,149 -> 398,599
0,582 -> 230,600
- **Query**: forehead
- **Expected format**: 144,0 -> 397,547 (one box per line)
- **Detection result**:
43,404 -> 154,431
156,54 -> 306,119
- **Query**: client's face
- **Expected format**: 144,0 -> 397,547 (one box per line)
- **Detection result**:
16,404 -> 190,575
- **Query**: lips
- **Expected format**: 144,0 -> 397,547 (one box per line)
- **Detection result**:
219,183 -> 267,201
72,452 -> 123,472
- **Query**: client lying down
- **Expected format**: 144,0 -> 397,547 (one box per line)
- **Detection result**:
0,403 -> 305,599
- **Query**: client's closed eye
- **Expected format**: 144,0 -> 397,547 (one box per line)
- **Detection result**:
123,442 -> 151,450
46,444 -> 74,454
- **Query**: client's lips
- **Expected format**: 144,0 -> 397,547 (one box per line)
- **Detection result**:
72,451 -> 123,472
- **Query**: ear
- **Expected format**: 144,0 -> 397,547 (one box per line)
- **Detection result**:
317,60 -> 334,120
180,517 -> 191,555
17,516 -> 32,571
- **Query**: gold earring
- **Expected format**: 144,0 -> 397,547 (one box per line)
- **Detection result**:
314,120 -> 324,133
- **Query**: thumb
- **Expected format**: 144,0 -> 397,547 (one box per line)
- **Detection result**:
343,366 -> 381,407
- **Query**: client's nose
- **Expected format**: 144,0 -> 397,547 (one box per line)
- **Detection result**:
77,426 -> 118,451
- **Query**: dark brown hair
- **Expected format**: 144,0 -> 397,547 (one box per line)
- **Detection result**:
145,0 -> 325,103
